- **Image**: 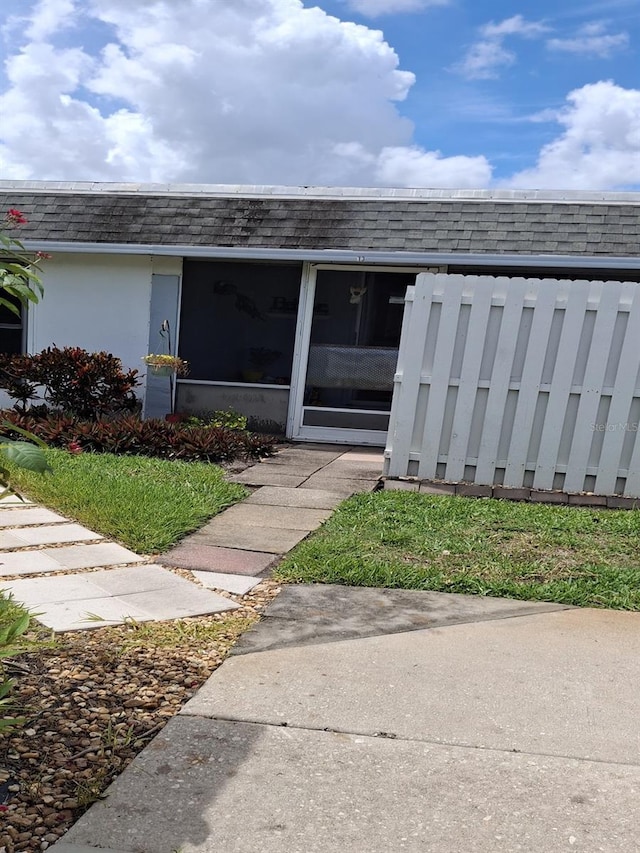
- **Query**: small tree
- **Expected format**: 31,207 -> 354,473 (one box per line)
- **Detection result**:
0,208 -> 50,493
30,346 -> 141,418
0,210 -> 50,737
0,208 -> 46,319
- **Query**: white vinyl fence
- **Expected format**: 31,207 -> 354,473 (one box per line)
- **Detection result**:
385,273 -> 640,497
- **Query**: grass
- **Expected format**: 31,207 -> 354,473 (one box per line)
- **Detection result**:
8,448 -> 247,553
112,614 -> 257,651
275,490 -> 640,610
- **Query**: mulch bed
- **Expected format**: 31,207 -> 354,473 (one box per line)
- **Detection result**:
0,580 -> 281,853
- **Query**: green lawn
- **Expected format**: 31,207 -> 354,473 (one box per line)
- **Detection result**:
275,490 -> 640,610
8,449 -> 247,554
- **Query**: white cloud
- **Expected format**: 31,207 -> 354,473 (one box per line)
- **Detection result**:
454,40 -> 516,80
331,141 -> 492,186
376,146 -> 492,187
547,22 -> 629,58
1,3 -> 636,192
0,0 -> 491,189
480,15 -> 548,40
455,14 -> 549,80
505,82 -> 640,190
24,0 -> 77,40
345,0 -> 449,17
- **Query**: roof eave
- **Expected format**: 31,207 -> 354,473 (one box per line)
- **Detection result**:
22,240 -> 640,269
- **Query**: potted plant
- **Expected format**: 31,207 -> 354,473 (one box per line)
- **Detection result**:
142,354 -> 189,377
242,347 -> 281,382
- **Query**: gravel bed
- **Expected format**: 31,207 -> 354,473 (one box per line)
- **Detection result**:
0,579 -> 281,853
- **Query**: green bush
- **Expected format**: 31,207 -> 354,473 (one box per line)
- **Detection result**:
0,347 -> 140,418
185,409 -> 248,431
2,411 -> 278,463
0,592 -> 32,733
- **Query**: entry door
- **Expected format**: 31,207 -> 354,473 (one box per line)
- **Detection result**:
289,266 -> 414,445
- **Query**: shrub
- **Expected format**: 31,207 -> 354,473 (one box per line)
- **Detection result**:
185,409 -> 248,431
1,412 -> 279,463
0,347 -> 140,418
0,593 -> 32,733
0,352 -> 39,412
0,207 -> 46,318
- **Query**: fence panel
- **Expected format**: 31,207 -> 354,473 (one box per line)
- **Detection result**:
386,273 -> 640,497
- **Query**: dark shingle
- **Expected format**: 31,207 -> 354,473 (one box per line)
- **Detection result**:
0,190 -> 637,258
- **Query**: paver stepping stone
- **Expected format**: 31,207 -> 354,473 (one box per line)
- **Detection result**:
244,486 -> 345,510
299,474 -> 374,495
159,543 -> 277,575
319,458 -> 384,480
191,570 -> 262,595
87,564 -> 188,596
229,469 -> 307,487
0,549 -> 67,577
341,449 -> 386,463
191,525 -> 308,554
36,598 -> 152,631
0,523 -> 103,548
0,495 -> 32,505
3,564 -> 239,631
41,542 -> 145,570
0,532 -> 27,549
2,572 -> 109,605
0,507 -> 68,527
213,503 -> 331,530
245,459 -> 326,476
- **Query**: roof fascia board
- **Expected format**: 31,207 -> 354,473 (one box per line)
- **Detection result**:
2,180 -> 640,205
23,240 -> 640,270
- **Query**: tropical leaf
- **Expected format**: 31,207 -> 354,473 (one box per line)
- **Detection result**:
0,440 -> 51,473
5,612 -> 30,643
0,296 -> 21,317
1,421 -> 48,448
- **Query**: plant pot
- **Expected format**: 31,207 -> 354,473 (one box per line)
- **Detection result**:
149,364 -> 175,377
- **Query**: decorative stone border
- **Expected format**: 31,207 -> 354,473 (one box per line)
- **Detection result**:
382,478 -> 639,510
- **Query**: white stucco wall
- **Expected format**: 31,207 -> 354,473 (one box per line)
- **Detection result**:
27,253 -> 154,375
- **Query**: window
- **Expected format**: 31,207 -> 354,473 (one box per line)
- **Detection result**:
0,296 -> 24,355
179,260 -> 302,384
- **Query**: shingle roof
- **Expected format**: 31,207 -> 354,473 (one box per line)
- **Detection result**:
1,183 -> 638,258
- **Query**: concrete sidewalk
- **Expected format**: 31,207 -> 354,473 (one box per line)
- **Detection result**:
53,584 -> 640,853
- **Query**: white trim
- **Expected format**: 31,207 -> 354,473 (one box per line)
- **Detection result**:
2,179 -> 639,204
311,263 -> 444,273
287,262 -> 316,438
302,405 -> 391,416
293,426 -> 388,447
172,271 -> 183,416
19,240 -> 640,270
178,379 -> 290,390
288,264 -> 415,444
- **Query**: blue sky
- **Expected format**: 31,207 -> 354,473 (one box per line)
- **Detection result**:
0,0 -> 638,189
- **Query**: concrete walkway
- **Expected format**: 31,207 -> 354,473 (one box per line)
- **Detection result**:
158,444 -> 383,573
0,445 -> 383,629
52,584 -> 640,853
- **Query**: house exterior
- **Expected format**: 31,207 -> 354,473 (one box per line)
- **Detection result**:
1,181 -> 639,497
